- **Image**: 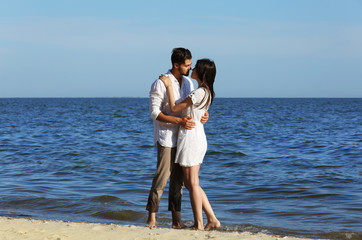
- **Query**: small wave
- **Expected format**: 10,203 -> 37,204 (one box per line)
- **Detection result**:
248,187 -> 276,193
227,208 -> 259,214
303,193 -> 338,199
312,165 -> 339,169
344,207 -> 362,212
54,171 -> 71,175
322,231 -> 362,240
93,129 -> 104,133
206,151 -> 247,156
93,210 -> 143,221
221,223 -> 272,235
225,162 -> 238,166
95,142 -> 111,147
71,165 -> 87,170
7,197 -> 54,207
313,145 -> 327,149
91,195 -> 119,203
61,152 -> 80,158
227,152 -> 247,156
221,224 -> 362,240
141,145 -> 153,148
206,151 -> 222,155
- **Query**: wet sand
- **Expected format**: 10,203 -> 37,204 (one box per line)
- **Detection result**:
0,216 -> 325,240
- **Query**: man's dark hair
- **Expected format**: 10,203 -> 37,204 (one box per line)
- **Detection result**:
171,48 -> 192,65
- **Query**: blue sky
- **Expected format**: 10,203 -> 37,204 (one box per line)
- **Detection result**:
1,0 -> 361,97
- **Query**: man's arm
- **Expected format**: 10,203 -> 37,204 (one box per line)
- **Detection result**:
200,111 -> 209,124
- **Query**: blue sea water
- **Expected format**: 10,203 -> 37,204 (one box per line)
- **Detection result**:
0,98 -> 361,239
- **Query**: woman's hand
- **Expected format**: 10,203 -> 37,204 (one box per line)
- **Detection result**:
159,75 -> 172,88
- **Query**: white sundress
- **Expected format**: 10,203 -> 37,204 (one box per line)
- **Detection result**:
175,87 -> 211,167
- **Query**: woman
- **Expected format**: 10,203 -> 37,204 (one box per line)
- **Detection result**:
159,59 -> 220,231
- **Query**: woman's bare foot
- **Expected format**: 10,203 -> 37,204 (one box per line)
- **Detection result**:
204,219 -> 220,231
189,226 -> 204,231
189,222 -> 204,231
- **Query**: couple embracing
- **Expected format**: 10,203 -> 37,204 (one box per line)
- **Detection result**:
146,47 -> 220,231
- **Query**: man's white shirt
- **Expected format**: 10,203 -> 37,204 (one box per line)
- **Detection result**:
149,70 -> 194,148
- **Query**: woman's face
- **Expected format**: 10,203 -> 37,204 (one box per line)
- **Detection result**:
191,67 -> 199,81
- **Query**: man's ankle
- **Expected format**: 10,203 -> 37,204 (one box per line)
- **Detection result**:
172,211 -> 181,219
148,212 -> 156,221
172,211 -> 186,228
146,212 -> 157,227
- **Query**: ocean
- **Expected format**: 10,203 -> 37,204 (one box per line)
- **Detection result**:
0,98 -> 361,239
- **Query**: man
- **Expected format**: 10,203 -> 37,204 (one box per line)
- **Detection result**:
146,48 -> 208,228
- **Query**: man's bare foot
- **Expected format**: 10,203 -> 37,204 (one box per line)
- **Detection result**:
146,212 -> 157,229
146,222 -> 157,229
172,211 -> 187,229
172,221 -> 187,229
204,219 -> 220,231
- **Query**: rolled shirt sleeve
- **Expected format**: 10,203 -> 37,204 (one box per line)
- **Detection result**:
149,80 -> 164,120
149,72 -> 195,147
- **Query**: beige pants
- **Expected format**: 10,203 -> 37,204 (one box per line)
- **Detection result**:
146,142 -> 184,212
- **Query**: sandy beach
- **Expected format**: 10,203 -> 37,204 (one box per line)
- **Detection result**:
0,216 -> 326,240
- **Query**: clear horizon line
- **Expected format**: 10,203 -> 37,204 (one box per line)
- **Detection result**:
0,96 -> 361,99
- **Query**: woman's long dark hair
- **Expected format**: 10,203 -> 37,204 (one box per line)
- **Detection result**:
195,58 -> 216,109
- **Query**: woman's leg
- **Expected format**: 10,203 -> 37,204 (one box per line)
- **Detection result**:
200,187 -> 220,230
183,165 -> 204,230
183,165 -> 220,231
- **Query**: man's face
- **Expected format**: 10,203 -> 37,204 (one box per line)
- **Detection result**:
178,59 -> 192,76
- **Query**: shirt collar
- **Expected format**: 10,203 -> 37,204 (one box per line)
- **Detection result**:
167,69 -> 185,86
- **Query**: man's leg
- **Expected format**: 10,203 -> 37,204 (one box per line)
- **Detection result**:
168,150 -> 185,229
146,143 -> 173,227
146,212 -> 156,228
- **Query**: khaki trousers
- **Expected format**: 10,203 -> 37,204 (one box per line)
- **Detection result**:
146,142 -> 184,212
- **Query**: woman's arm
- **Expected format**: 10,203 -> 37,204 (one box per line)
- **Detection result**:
159,75 -> 192,113
157,112 -> 195,129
